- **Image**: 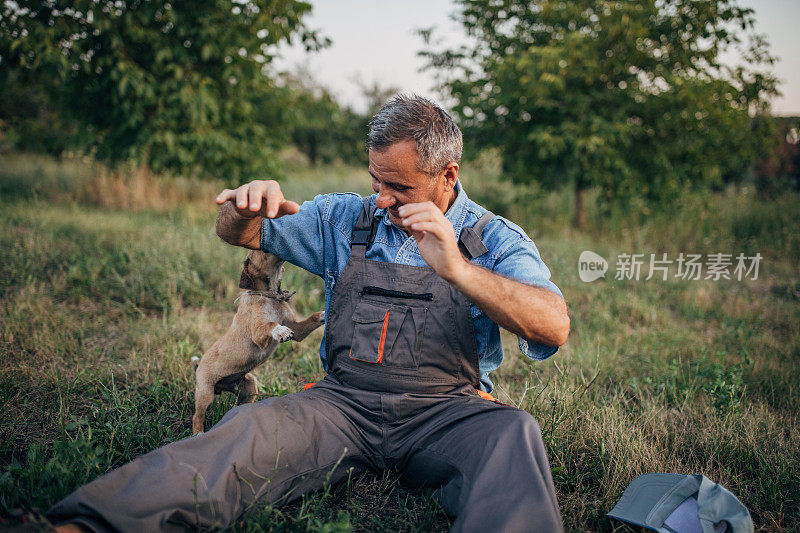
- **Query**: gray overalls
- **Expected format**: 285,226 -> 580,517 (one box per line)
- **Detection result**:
48,199 -> 564,532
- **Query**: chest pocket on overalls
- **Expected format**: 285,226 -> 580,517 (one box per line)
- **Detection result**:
349,299 -> 427,368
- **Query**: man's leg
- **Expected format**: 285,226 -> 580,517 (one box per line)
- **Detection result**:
47,384 -> 380,532
394,395 -> 564,533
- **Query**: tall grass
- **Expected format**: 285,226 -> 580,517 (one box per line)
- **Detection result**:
1,153 -> 798,531
0,152 -> 221,210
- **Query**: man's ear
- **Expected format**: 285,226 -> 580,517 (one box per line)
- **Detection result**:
442,161 -> 459,189
239,258 -> 256,290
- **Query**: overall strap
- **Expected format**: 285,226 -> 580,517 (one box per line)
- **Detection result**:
350,196 -> 377,259
458,210 -> 495,259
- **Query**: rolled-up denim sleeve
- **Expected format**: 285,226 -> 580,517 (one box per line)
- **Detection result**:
492,234 -> 563,361
260,194 -> 328,278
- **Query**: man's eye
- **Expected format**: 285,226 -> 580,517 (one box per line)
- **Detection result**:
392,184 -> 409,191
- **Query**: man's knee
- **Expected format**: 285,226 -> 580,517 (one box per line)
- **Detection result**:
212,394 -> 296,431
491,407 -> 544,445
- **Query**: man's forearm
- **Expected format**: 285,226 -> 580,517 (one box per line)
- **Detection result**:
216,202 -> 262,249
448,260 -> 570,347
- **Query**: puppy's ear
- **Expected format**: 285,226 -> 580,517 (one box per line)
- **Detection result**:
239,257 -> 256,290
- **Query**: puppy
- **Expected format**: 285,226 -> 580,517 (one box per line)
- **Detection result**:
191,250 -> 324,434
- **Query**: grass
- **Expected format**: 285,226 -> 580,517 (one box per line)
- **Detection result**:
1,152 -> 799,531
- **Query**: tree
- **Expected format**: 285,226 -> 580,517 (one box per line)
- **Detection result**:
0,0 -> 326,182
352,76 -> 401,117
276,71 -> 402,168
421,0 -> 779,227
279,68 -> 367,166
755,116 -> 800,194
0,66 -> 83,154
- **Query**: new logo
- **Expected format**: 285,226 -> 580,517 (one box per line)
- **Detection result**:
579,251 -> 608,282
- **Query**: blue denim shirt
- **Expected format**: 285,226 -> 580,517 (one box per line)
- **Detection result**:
260,180 -> 563,392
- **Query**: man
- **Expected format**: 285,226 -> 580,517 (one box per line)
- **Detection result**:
45,95 -> 569,532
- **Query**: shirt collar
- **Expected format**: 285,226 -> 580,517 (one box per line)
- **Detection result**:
377,179 -> 469,237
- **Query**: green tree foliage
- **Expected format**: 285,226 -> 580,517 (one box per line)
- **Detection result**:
0,67 -> 83,154
280,68 -> 367,166
275,71 -> 402,168
0,0 -> 325,181
421,0 -> 779,226
755,116 -> 800,195
353,76 -> 401,117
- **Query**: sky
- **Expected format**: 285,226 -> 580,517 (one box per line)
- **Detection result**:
273,0 -> 800,116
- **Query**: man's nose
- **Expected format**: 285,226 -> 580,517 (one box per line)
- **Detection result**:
375,189 -> 396,209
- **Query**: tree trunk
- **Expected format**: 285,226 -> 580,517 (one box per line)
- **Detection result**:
573,179 -> 587,229
308,134 -> 318,166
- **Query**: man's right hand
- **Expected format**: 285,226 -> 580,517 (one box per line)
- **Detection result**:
216,180 -> 300,219
215,180 -> 300,249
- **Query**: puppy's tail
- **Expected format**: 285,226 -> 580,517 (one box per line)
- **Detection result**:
190,355 -> 200,372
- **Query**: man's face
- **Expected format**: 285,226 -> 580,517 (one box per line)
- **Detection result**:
368,140 -> 456,230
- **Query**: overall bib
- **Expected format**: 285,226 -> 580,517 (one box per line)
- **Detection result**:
47,199 -> 564,533
326,197 -> 486,395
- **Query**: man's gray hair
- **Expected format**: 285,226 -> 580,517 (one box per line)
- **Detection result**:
367,94 -> 463,177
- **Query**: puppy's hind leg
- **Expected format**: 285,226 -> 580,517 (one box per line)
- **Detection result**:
285,311 -> 325,342
192,380 -> 215,435
237,373 -> 259,404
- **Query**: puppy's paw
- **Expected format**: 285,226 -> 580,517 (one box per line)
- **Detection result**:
315,311 -> 325,323
271,325 -> 294,343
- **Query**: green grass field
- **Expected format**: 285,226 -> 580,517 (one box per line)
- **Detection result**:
1,153 -> 798,531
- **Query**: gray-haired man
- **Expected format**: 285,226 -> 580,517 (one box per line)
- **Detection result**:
47,95 -> 569,532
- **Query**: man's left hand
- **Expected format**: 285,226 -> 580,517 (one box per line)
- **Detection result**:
399,202 -> 466,282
